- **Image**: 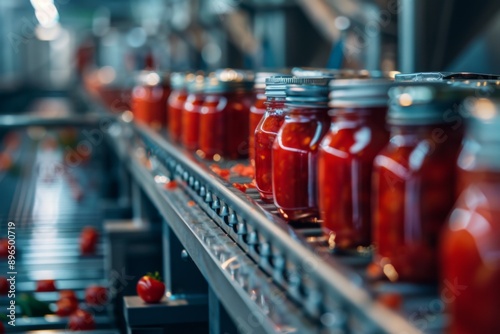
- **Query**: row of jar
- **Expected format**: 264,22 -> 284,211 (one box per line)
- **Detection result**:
129,68 -> 381,160
128,68 -> 500,332
253,75 -> 500,334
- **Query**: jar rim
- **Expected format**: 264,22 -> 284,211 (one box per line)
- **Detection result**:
396,72 -> 500,82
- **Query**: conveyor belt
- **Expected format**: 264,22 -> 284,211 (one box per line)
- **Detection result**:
0,116 -> 115,332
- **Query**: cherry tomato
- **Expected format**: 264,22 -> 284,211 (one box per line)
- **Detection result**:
68,309 -> 95,331
233,183 -> 247,193
0,153 -> 12,172
80,227 -> 98,255
0,239 -> 8,258
210,164 -> 230,179
0,277 -> 8,295
36,279 -> 56,292
377,292 -> 403,310
4,132 -> 21,152
0,321 -> 4,334
56,297 -> 79,317
85,285 -> 108,306
136,272 -> 165,303
230,164 -> 255,178
60,290 -> 78,302
164,180 -> 178,190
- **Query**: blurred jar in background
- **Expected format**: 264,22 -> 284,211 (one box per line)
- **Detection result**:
455,80 -> 500,194
199,69 -> 254,160
441,97 -> 500,334
182,75 -> 206,151
168,72 -> 193,143
250,72 -> 283,165
254,76 -> 292,201
132,70 -> 171,130
371,84 -> 467,283
273,78 -> 330,222
318,78 -> 392,250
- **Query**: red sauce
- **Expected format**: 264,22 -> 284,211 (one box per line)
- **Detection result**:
168,88 -> 188,143
440,173 -> 500,334
372,124 -> 462,282
273,106 -> 330,221
199,91 -> 253,160
132,80 -> 170,131
249,89 -> 266,164
254,97 -> 286,201
318,107 -> 389,249
182,92 -> 204,151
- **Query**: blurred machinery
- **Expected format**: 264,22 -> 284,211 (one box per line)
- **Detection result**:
0,0 -> 498,91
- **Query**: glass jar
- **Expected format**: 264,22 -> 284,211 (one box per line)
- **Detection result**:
181,76 -> 205,151
273,78 -> 330,221
131,71 -> 171,130
199,70 -> 254,160
168,72 -> 192,143
371,84 -> 467,283
249,72 -> 282,164
254,76 -> 292,201
318,79 -> 393,250
455,80 -> 500,194
440,98 -> 500,334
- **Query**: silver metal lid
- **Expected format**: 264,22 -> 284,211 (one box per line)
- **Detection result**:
387,83 -> 472,125
285,77 -> 330,106
135,70 -> 170,87
255,71 -> 289,89
204,68 -> 255,93
396,72 -> 500,82
292,67 -> 399,79
170,72 -> 204,90
329,78 -> 394,108
186,75 -> 207,94
264,76 -> 295,98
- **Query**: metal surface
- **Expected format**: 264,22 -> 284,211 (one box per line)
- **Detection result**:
0,102 -> 115,332
123,295 -> 207,326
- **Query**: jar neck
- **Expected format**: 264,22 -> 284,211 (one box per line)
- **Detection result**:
331,106 -> 387,124
266,96 -> 286,104
205,90 -> 252,97
287,105 -> 329,115
390,123 -> 459,134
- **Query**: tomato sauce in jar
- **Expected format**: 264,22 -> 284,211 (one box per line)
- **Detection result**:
250,72 -> 283,164
273,78 -> 330,221
441,98 -> 500,334
318,79 -> 393,250
131,71 -> 171,131
198,70 -> 254,160
168,72 -> 192,143
254,76 -> 292,201
371,84 -> 467,283
181,75 -> 205,151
